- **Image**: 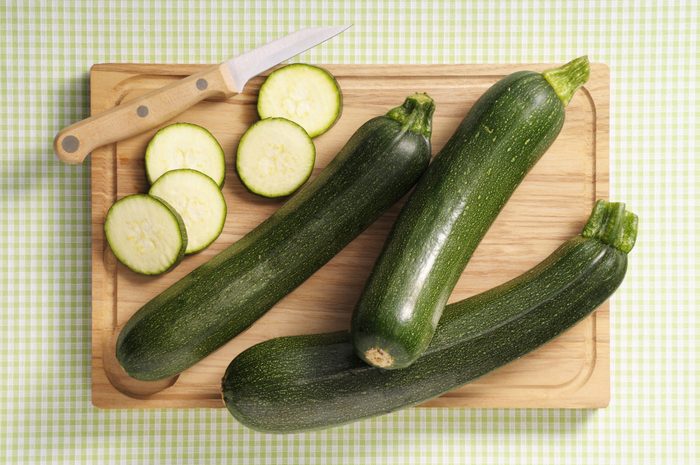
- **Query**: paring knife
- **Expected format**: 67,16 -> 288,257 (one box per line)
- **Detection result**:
54,25 -> 351,164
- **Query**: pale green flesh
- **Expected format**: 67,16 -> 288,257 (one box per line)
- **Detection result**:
257,64 -> 341,137
236,118 -> 315,198
145,123 -> 226,186
148,169 -> 227,254
104,195 -> 186,275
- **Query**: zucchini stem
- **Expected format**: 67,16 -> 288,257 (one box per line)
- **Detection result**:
542,56 -> 590,106
387,93 -> 435,138
582,200 -> 638,253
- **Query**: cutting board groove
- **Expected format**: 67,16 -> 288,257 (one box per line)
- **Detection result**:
91,63 -> 609,409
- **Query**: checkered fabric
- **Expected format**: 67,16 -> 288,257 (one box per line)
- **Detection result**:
1,1 -> 697,463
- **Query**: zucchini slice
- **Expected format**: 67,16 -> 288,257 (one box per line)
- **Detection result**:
257,64 -> 342,137
104,194 -> 187,275
145,123 -> 226,187
236,118 -> 316,198
148,169 -> 227,254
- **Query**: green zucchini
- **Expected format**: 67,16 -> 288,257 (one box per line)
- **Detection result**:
351,56 -> 591,369
116,93 -> 435,381
222,200 -> 638,433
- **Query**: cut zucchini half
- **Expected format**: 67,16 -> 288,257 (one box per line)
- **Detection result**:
145,123 -> 226,187
104,194 -> 187,275
257,64 -> 342,137
149,169 -> 227,254
236,118 -> 316,198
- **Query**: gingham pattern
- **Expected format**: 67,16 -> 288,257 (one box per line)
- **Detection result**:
1,1 -> 697,463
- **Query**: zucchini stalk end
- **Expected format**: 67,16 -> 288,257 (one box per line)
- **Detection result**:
542,56 -> 591,106
582,200 -> 638,253
387,93 -> 435,139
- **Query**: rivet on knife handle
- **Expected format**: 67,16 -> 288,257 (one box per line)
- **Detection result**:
53,65 -> 236,164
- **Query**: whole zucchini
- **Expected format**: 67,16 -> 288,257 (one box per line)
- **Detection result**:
352,57 -> 591,369
222,200 -> 638,433
116,93 -> 435,381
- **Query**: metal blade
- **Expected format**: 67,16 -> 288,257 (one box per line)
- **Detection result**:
224,25 -> 351,92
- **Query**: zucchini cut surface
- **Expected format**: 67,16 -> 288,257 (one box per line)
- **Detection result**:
236,118 -> 315,198
257,64 -> 342,137
104,194 -> 187,275
149,169 -> 227,254
145,123 -> 225,186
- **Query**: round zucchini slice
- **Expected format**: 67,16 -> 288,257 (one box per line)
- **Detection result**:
257,64 -> 342,137
145,123 -> 226,187
236,118 -> 315,198
149,169 -> 227,254
104,194 -> 187,275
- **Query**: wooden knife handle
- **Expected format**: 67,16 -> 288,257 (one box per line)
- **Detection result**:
54,64 -> 238,164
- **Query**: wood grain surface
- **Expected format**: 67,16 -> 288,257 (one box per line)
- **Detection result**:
90,63 -> 609,409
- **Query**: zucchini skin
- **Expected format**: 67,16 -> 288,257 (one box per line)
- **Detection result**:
116,94 -> 435,381
352,70 -> 576,369
223,226 -> 630,433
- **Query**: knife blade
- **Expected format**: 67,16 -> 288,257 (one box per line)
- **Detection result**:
54,25 -> 351,164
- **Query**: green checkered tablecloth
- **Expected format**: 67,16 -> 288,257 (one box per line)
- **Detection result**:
1,1 -> 697,463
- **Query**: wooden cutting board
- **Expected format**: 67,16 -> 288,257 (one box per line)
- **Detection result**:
90,63 -> 609,409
